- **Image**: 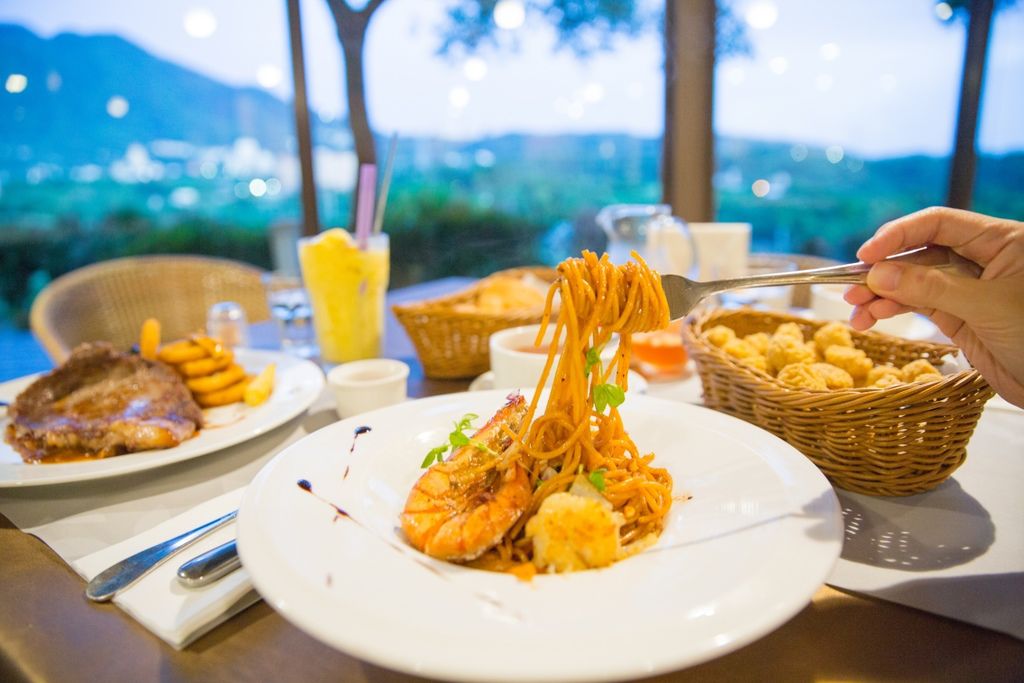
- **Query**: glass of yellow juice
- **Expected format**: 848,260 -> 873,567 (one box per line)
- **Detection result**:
298,229 -> 390,363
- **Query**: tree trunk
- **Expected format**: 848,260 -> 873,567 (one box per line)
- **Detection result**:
662,0 -> 716,222
286,0 -> 320,237
326,0 -> 386,227
946,0 -> 994,209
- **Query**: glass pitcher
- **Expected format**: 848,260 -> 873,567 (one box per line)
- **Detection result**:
595,203 -> 695,276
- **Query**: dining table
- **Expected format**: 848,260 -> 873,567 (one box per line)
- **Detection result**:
1,276 -> 1022,683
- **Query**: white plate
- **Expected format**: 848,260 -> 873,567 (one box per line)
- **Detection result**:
468,369 -> 649,394
238,390 -> 842,682
0,349 -> 324,487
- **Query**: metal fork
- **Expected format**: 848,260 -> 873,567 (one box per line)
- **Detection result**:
661,244 -> 982,321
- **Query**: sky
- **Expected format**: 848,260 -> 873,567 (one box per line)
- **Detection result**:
1,0 -> 1022,157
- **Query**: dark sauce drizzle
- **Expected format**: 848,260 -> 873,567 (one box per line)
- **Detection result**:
350,425 -> 371,453
295,478 -> 519,618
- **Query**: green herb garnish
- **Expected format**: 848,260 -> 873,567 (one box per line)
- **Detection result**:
588,467 -> 608,492
594,383 -> 625,413
420,412 -> 496,468
584,346 -> 602,376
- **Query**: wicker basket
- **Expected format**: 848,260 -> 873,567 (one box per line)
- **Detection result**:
682,308 -> 994,496
393,267 -> 558,379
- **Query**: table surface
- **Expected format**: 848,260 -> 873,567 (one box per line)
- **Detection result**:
2,277 -> 1023,683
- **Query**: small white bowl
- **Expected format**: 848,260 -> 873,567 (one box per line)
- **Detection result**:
327,359 -> 409,419
489,324 -> 619,390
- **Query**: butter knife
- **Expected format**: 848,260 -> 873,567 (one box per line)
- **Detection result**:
85,509 -> 237,602
177,539 -> 241,588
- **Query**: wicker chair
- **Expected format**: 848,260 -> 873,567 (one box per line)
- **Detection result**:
30,255 -> 271,362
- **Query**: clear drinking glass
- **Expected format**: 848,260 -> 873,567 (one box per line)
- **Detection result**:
261,272 -> 318,358
298,229 -> 390,364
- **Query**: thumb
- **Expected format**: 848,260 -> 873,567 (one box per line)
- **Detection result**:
866,261 -> 980,322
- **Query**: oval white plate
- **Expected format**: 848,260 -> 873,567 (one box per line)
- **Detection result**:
238,390 -> 842,682
0,349 -> 324,487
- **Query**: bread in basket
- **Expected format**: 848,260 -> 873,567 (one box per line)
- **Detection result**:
392,267 -> 557,379
681,308 -> 994,496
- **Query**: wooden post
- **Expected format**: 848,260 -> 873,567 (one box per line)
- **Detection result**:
286,0 -> 321,237
946,0 -> 994,210
662,0 -> 716,222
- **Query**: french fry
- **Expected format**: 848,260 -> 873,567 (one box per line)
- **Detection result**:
243,363 -> 276,406
186,363 -> 247,394
139,318 -> 160,360
179,350 -> 235,378
157,340 -> 207,364
195,376 -> 252,407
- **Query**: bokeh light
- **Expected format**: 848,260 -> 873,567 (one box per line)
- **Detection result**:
463,57 -> 487,81
768,57 -> 788,75
935,2 -> 954,21
745,2 -> 778,30
257,64 -> 283,89
248,178 -> 267,197
106,95 -> 129,118
819,42 -> 841,61
183,8 -> 217,38
494,0 -> 526,30
826,145 -> 845,164
5,74 -> 27,94
752,179 -> 771,197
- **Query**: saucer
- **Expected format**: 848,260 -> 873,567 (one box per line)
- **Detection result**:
469,369 -> 650,394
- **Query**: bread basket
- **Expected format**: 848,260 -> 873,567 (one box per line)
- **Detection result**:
392,267 -> 557,379
682,308 -> 994,496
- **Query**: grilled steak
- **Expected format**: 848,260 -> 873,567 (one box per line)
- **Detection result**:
5,342 -> 204,463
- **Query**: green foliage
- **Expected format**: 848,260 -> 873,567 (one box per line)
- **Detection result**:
0,216 -> 271,327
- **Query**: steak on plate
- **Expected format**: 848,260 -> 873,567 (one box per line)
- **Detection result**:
5,342 -> 204,463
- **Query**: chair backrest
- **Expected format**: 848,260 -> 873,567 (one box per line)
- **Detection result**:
30,255 -> 270,362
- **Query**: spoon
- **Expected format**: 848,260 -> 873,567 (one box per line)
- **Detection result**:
661,244 -> 982,321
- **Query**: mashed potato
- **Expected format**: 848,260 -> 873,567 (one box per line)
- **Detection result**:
526,492 -> 625,572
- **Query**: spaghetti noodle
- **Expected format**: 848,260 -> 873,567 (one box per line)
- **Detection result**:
402,250 -> 674,570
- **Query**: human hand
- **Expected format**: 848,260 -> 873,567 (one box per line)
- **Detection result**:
844,207 -> 1024,408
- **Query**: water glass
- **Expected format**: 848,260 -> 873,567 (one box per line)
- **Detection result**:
261,272 -> 318,358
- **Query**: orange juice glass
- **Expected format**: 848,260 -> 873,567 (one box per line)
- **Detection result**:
298,229 -> 389,363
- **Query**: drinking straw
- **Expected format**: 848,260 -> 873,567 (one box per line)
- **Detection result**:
354,163 -> 377,250
372,133 -> 398,236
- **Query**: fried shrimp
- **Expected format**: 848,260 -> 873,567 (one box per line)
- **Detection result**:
401,394 -> 531,561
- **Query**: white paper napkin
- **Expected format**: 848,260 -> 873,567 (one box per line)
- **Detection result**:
72,487 -> 259,649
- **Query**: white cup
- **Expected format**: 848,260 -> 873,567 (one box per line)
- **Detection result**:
687,223 -> 751,281
327,359 -> 409,419
489,324 -> 618,390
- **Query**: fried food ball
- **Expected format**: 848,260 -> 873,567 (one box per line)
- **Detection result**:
703,325 -> 736,348
810,362 -> 855,389
824,345 -> 874,382
872,373 -> 904,388
744,332 -> 771,355
767,335 -> 817,374
723,339 -> 768,373
813,321 -> 854,355
910,372 -> 943,384
777,362 -> 828,390
866,364 -> 903,385
773,322 -> 805,342
901,358 -> 942,380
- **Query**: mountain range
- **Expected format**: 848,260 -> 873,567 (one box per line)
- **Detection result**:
0,23 -> 332,167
